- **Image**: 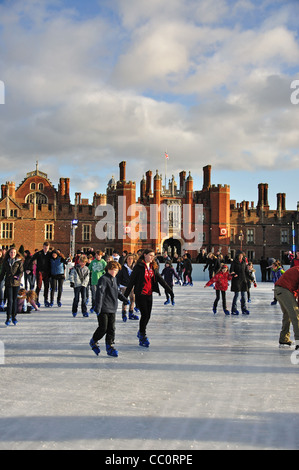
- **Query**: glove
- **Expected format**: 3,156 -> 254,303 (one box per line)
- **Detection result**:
70,282 -> 74,288
254,282 -> 257,288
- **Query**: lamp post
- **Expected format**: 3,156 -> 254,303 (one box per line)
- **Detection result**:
239,230 -> 244,252
70,219 -> 78,259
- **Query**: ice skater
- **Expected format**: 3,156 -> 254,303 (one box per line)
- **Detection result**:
116,252 -> 139,321
69,255 -> 90,317
204,264 -> 233,315
124,249 -> 174,347
161,261 -> 181,305
230,251 -> 254,315
270,260 -> 284,305
0,247 -> 24,326
89,260 -> 129,357
274,266 -> 299,349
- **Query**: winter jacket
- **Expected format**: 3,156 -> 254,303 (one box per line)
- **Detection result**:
124,259 -> 174,299
30,249 -> 52,274
69,265 -> 90,288
95,272 -> 129,313
116,263 -> 133,288
275,266 -> 299,294
205,271 -> 233,291
88,258 -> 107,286
50,256 -> 67,277
161,266 -> 180,287
271,267 -> 285,284
0,258 -> 24,287
230,258 -> 253,292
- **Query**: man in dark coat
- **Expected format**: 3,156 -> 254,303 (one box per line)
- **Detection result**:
29,242 -> 52,307
230,251 -> 253,315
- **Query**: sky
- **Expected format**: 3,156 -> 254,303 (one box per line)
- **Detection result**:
0,0 -> 299,209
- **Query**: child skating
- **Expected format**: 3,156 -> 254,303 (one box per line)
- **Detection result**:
204,264 -> 234,315
161,261 -> 181,305
89,260 -> 129,357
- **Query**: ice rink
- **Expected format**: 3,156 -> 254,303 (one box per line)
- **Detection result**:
0,280 -> 298,450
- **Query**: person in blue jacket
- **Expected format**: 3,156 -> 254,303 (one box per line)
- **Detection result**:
50,249 -> 67,307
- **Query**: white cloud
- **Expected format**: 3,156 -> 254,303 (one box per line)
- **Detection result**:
0,0 -> 298,203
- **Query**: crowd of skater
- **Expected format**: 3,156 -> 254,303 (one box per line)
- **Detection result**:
1,243 -> 299,356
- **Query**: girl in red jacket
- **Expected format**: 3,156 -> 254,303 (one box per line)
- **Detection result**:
204,264 -> 234,315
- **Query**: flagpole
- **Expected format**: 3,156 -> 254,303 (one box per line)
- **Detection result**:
165,150 -> 168,189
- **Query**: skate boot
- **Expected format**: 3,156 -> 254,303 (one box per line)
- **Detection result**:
213,305 -> 217,314
231,308 -> 239,315
44,300 -> 50,308
271,300 -> 277,305
279,341 -> 293,348
89,338 -> 100,356
0,301 -> 4,312
138,332 -> 150,348
122,310 -> 127,322
106,344 -> 118,357
242,308 -> 250,315
164,299 -> 170,305
129,310 -> 139,320
5,318 -> 11,326
223,309 -> 230,315
57,301 -> 62,308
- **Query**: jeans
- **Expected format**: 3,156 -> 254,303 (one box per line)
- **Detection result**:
231,291 -> 246,312
6,286 -> 20,321
275,285 -> 299,342
72,286 -> 87,314
50,276 -> 64,304
93,311 -> 116,345
135,294 -> 153,336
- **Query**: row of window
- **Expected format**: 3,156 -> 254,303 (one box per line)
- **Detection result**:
230,228 -> 289,244
0,223 -> 92,242
0,222 -> 292,244
30,183 -> 44,191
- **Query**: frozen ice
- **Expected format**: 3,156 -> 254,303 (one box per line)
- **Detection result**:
0,281 -> 298,450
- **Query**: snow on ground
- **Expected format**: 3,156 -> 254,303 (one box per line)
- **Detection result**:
0,281 -> 298,450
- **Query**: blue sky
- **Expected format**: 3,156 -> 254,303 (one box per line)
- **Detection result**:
0,0 -> 299,209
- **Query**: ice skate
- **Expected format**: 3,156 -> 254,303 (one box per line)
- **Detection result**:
242,309 -> 250,315
279,341 -> 293,348
164,299 -> 170,305
138,333 -> 150,348
5,319 -> 11,326
89,338 -> 100,355
223,309 -> 230,315
122,310 -> 127,322
231,308 -> 239,315
106,344 -> 118,357
128,310 -> 139,320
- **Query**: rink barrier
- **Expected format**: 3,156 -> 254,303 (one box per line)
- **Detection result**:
158,263 -> 290,283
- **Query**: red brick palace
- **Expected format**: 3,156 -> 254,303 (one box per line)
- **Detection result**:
0,161 -> 297,262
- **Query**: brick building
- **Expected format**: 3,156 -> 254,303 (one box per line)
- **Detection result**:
0,161 -> 297,262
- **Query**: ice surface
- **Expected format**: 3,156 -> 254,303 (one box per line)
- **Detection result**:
0,281 -> 298,450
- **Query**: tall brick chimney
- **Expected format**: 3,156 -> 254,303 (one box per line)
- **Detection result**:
119,161 -> 126,182
203,165 -> 211,190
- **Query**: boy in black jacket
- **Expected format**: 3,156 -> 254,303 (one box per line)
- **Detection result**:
89,260 -> 129,357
